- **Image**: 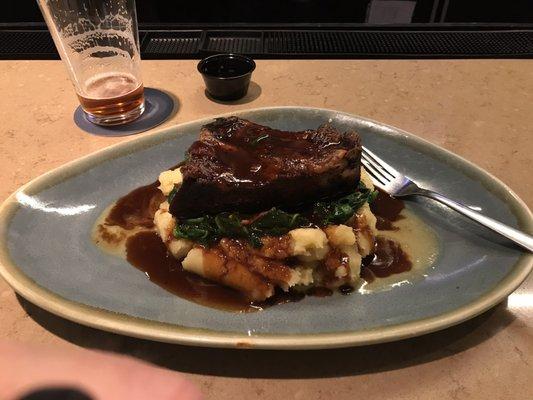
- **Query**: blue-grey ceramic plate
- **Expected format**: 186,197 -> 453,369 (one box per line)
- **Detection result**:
0,107 -> 531,349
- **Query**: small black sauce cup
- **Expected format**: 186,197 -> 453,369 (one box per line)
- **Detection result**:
197,54 -> 256,101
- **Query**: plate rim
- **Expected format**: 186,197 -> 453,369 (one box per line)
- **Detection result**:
0,106 -> 531,349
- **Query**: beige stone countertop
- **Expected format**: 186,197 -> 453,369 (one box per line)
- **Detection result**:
1,60 -> 532,399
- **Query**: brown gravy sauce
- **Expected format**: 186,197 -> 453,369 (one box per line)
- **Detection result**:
371,188 -> 405,231
102,184 -> 413,312
106,182 -> 163,229
194,118 -> 342,183
126,231 -> 259,311
360,237 -> 411,283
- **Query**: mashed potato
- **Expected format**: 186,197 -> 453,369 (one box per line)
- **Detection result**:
158,168 -> 183,196
153,167 -> 378,300
289,228 -> 330,261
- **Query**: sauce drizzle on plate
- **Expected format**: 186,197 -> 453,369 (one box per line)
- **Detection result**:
99,183 -> 415,311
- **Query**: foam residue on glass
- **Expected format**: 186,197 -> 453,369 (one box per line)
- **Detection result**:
39,0 -> 141,96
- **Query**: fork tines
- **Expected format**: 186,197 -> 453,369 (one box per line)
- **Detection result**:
361,146 -> 399,186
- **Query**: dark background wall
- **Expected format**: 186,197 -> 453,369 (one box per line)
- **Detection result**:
4,1 -> 533,25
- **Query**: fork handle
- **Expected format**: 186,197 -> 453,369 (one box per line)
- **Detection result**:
417,189 -> 533,252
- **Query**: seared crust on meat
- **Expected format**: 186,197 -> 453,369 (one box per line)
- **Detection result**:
170,117 -> 362,218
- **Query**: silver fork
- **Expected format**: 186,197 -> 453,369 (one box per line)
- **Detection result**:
361,147 -> 533,252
